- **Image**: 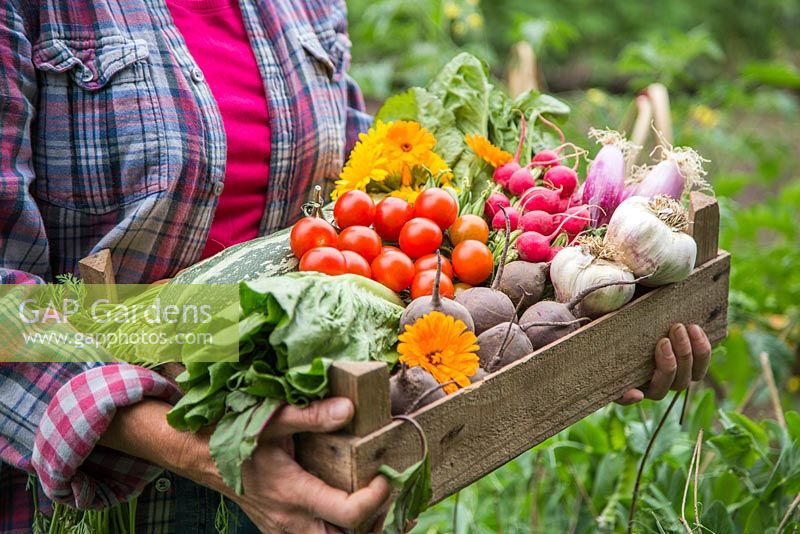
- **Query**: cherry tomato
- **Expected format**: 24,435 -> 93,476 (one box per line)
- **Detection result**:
299,247 -> 346,276
337,225 -> 382,262
333,190 -> 375,229
373,197 -> 413,242
341,250 -> 371,278
371,251 -> 415,293
398,218 -> 443,259
382,245 -> 402,255
414,254 -> 454,279
451,240 -> 494,285
411,270 -> 455,300
290,217 -> 338,259
449,214 -> 490,245
413,188 -> 458,231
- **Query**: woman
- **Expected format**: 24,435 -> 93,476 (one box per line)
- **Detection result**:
0,0 -> 712,532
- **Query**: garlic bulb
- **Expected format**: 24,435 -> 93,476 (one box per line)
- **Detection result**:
605,195 -> 697,286
551,238 -> 636,319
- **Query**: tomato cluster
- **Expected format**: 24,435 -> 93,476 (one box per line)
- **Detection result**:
289,188 -> 496,297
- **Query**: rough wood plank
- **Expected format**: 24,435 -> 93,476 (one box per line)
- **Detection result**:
329,361 -> 391,437
343,252 -> 730,503
78,249 -> 118,302
688,192 -> 720,267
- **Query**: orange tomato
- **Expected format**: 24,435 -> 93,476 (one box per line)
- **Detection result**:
449,215 -> 490,245
414,254 -> 454,279
410,270 -> 455,300
451,240 -> 494,285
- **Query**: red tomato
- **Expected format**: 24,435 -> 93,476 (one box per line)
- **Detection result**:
398,218 -> 443,259
337,226 -> 382,262
382,245 -> 402,255
299,247 -> 346,276
413,188 -> 458,231
449,215 -> 490,245
374,197 -> 413,241
333,190 -> 375,229
411,270 -> 455,300
414,254 -> 454,279
371,251 -> 415,292
341,250 -> 371,278
290,217 -> 338,259
451,240 -> 494,285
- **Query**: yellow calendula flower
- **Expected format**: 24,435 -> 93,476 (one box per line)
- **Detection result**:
690,105 -> 720,129
390,185 -> 423,204
466,13 -> 483,29
398,311 -> 480,394
384,121 -> 437,171
443,1 -> 461,19
465,133 -> 513,168
420,151 -> 453,184
333,141 -> 389,199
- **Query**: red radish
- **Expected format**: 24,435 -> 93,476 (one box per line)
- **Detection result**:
557,196 -> 571,213
553,205 -> 590,235
493,111 -> 526,186
507,167 -> 535,197
530,149 -> 560,169
491,206 -> 520,230
520,210 -> 555,235
519,186 -> 561,214
545,245 -> 563,262
543,165 -> 578,198
514,210 -> 586,262
484,192 -> 511,219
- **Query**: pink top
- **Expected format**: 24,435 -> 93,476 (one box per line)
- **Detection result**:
166,0 -> 272,260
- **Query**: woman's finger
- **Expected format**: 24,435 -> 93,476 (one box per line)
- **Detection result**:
687,324 -> 712,380
645,338 -> 677,400
616,389 -> 645,405
668,324 -> 693,391
266,398 -> 354,438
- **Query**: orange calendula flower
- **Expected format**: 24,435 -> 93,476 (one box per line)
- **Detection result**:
465,133 -> 513,168
398,311 -> 480,394
420,151 -> 453,184
384,121 -> 437,170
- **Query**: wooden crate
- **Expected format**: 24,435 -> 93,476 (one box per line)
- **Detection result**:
296,192 -> 729,523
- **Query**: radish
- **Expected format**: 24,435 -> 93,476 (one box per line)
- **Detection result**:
520,210 -> 555,235
530,149 -> 560,168
493,111 -> 527,187
545,245 -> 563,262
507,167 -> 536,197
553,205 -> 590,235
484,191 -> 510,219
519,186 -> 561,214
491,206 -> 520,231
514,209 -> 586,262
399,251 -> 474,332
543,165 -> 578,198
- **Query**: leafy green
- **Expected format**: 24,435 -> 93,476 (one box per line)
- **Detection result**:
165,273 -> 404,493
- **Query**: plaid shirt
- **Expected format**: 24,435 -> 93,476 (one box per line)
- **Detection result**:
0,0 -> 370,531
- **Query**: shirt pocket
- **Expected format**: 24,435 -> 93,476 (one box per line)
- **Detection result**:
31,37 -> 167,215
299,29 -> 351,84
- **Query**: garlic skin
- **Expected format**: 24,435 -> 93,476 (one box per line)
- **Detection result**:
605,196 -> 697,286
551,246 -> 636,319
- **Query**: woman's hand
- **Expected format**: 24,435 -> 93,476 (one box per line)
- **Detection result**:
617,323 -> 712,405
101,398 -> 391,533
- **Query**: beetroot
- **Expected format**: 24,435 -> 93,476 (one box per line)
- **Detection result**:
508,167 -> 536,197
544,165 -> 578,199
520,301 -> 583,350
484,191 -> 511,219
470,367 -> 489,383
496,261 -> 548,311
520,210 -> 555,235
477,322 -> 533,371
520,186 -> 561,214
390,365 -> 445,415
491,206 -> 520,230
493,111 -> 527,186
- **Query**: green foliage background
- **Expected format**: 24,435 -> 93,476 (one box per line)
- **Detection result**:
347,0 -> 800,531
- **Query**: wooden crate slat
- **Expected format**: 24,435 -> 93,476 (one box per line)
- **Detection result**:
297,252 -> 730,502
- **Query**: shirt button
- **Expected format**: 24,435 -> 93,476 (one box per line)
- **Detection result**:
190,67 -> 205,83
212,181 -> 225,196
81,69 -> 94,82
154,477 -> 171,492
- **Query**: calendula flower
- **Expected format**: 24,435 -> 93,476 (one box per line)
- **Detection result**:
443,1 -> 461,19
390,185 -> 423,204
466,13 -> 483,29
398,311 -> 480,394
333,124 -> 390,199
384,121 -> 437,171
420,151 -> 453,184
465,134 -> 512,168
